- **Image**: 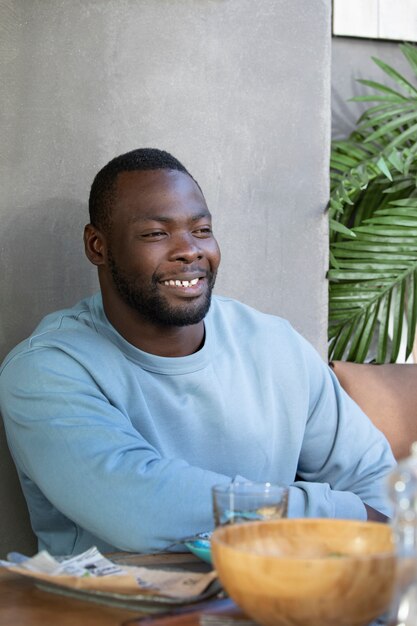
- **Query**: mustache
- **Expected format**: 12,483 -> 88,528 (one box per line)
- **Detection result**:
154,266 -> 212,282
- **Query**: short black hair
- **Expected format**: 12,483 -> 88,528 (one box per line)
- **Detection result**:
88,148 -> 196,232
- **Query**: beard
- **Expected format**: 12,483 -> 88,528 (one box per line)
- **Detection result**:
107,251 -> 217,327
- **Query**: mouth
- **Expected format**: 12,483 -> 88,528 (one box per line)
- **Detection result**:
158,275 -> 206,297
161,277 -> 200,288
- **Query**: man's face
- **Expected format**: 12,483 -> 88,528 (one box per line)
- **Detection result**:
104,169 -> 221,327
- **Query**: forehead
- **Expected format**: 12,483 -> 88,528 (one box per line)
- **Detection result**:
112,169 -> 208,220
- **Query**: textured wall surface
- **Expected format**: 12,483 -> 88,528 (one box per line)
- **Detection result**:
0,0 -> 331,557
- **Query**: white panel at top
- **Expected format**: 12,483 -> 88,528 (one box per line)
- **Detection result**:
379,0 -> 417,42
333,0 -> 379,38
333,0 -> 417,41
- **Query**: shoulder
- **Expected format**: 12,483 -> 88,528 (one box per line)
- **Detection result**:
209,294 -> 298,340
0,294 -> 111,375
208,295 -> 327,376
210,294 -> 290,324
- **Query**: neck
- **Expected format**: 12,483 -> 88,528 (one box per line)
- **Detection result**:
101,293 -> 205,357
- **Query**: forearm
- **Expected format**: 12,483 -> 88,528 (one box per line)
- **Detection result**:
288,480 -> 393,522
288,481 -> 367,519
13,430 -> 232,552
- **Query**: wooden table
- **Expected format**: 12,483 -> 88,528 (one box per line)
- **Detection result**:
0,552 -> 250,626
0,556 -> 391,626
0,565 -> 139,625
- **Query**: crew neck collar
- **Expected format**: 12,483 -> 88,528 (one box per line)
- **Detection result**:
91,293 -> 213,375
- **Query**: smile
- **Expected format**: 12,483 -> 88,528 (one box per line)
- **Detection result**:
162,278 -> 200,287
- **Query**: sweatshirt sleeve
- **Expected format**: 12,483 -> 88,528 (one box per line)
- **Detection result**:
0,347 -> 233,553
287,333 -> 396,519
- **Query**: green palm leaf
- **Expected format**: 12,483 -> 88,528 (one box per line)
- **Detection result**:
355,79 -> 408,100
357,102 -> 417,129
371,55 -> 417,97
329,204 -> 417,362
329,44 -> 417,362
362,110 -> 417,143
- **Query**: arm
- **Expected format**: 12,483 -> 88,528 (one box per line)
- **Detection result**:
0,347 -> 233,553
286,333 -> 396,521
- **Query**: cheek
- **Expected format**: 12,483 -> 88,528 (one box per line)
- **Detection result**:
209,241 -> 221,269
112,241 -> 157,273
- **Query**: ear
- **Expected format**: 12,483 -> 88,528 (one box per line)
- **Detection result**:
84,224 -> 107,266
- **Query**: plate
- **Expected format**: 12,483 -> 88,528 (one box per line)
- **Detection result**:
35,576 -> 220,612
34,551 -> 220,612
184,532 -> 212,564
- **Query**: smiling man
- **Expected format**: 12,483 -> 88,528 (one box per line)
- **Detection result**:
0,148 -> 395,556
87,162 -> 220,357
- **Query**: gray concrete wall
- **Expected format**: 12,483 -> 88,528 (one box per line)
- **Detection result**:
0,0 -> 331,557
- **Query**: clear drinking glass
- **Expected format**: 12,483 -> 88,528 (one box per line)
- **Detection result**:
212,481 -> 289,527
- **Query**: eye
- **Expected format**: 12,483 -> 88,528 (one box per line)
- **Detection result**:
193,226 -> 213,238
141,231 -> 167,240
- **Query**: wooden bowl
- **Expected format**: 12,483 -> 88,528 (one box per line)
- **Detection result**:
211,518 -> 396,626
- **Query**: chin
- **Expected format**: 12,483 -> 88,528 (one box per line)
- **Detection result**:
150,297 -> 212,327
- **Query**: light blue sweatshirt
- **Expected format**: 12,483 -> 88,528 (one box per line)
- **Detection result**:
0,294 -> 395,556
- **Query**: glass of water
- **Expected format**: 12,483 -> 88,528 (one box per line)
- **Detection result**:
212,481 -> 289,527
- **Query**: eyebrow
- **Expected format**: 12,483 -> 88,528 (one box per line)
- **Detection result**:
129,211 -> 211,224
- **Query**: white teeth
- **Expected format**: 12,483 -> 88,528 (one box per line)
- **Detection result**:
163,278 -> 200,287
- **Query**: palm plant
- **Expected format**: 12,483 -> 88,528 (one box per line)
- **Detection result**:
329,42 -> 417,363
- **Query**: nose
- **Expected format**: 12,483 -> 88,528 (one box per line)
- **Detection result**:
168,232 -> 203,263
